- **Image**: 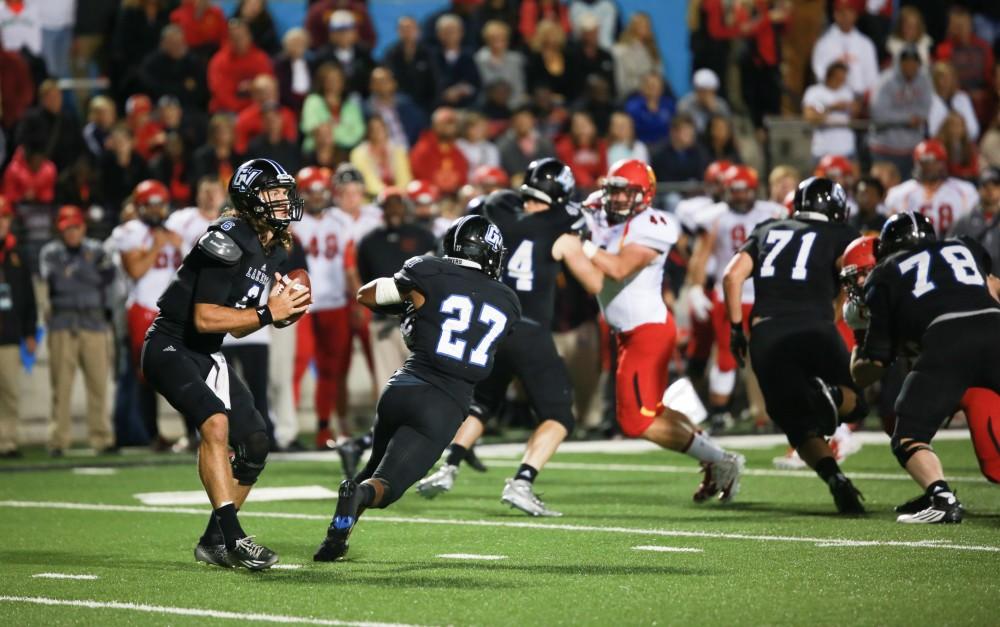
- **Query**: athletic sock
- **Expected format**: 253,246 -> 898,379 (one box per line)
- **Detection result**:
358,482 -> 376,508
683,431 -> 726,463
355,432 -> 373,450
200,512 -> 225,546
318,419 -> 330,431
814,456 -> 844,485
214,502 -> 246,549
515,463 -> 538,483
445,444 -> 467,467
926,479 -> 953,497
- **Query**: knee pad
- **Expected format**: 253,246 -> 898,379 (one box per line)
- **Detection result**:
708,365 -> 736,397
663,377 -> 707,425
546,411 -> 576,435
844,392 -> 869,424
232,429 -> 270,485
890,435 -> 933,469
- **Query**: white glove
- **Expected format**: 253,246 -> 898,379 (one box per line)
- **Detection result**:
842,298 -> 870,331
582,189 -> 605,212
687,284 -> 713,322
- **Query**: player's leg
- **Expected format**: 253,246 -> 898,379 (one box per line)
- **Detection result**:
330,306 -> 355,437
312,308 -> 350,447
128,304 -> 165,448
962,388 -> 1000,483
292,311 -> 315,406
706,298 -> 744,430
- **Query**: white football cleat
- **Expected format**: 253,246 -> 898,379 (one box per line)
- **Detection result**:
773,447 -> 808,470
416,464 -> 458,499
831,424 -> 862,461
501,478 -> 562,517
714,452 -> 746,503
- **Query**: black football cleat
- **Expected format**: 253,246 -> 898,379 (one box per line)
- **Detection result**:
894,492 -> 932,514
336,439 -> 362,480
194,542 -> 231,568
226,536 -> 279,570
828,474 -> 866,514
897,492 -> 964,524
464,446 -> 488,473
314,479 -> 365,562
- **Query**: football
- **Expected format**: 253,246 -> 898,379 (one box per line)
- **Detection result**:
273,268 -> 311,328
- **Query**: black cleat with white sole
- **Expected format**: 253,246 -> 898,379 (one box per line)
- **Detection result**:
226,536 -> 279,570
314,479 -> 366,562
894,492 -> 933,514
897,492 -> 964,524
828,474 -> 865,514
194,542 -> 231,568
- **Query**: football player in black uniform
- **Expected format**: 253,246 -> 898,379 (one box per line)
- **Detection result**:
850,211 -> 1000,523
314,215 -> 520,561
415,158 -> 580,517
142,159 -> 310,569
722,177 -> 869,514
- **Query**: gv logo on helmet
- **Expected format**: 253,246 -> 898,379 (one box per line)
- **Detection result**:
232,167 -> 263,192
484,223 -> 503,251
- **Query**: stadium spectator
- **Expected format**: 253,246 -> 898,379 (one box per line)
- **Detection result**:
935,112 -> 980,182
569,14 -> 616,102
150,131 -> 192,207
569,0 -> 618,50
482,79 -> 515,133
82,96 -> 118,164
100,126 -> 150,218
929,62 -> 980,141
982,111 -> 1000,170
17,79 -> 83,171
305,0 -> 376,53
273,27 -> 312,115
314,9 -> 375,98
573,74 -> 615,136
457,111 -> 501,175
110,0 -> 171,99
246,105 -> 299,172
190,114 -> 238,190
421,0 -> 480,53
933,5 -> 995,128
737,0 -> 789,131
612,12 -> 662,101
869,160 -> 901,193
234,74 -> 298,154
126,94 -> 165,162
55,157 -> 102,212
156,94 -> 206,159
206,19 -> 273,114
410,107 -> 469,196
0,0 -> 41,56
886,5 -> 932,66
811,0 -> 879,99
650,113 -> 708,183
2,145 -> 56,205
555,110 -> 606,192
475,20 -> 527,108
138,24 -> 209,109
527,19 -> 575,105
520,0 -> 571,44
475,0 -> 521,44
303,118 -> 338,168
767,165 -> 799,206
300,62 -> 365,153
802,61 -> 858,161
39,205 -> 115,457
497,105 -> 557,178
704,114 -> 740,164
70,0 -> 118,100
868,47 -> 932,180
624,72 -> 674,146
849,176 -> 887,234
0,44 -> 33,132
383,16 -> 437,112
677,69 -> 730,136
169,0 -> 227,61
365,66 -> 427,149
432,14 -> 481,109
234,0 -> 279,56
606,111 -> 649,165
350,115 -> 412,198
0,195 -> 35,458
949,168 -> 1000,270
38,0 -> 74,78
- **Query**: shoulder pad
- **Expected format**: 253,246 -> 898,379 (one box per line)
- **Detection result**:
208,216 -> 257,251
197,230 -> 242,265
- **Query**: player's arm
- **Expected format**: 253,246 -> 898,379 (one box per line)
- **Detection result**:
196,274 -> 309,337
721,251 -> 753,326
684,229 -> 715,288
850,281 -> 891,387
988,274 -> 1000,302
554,234 -> 604,294
585,240 -> 659,282
120,230 -> 167,279
357,260 -> 427,314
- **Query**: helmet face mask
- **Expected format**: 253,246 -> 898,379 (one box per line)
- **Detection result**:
603,178 -> 644,224
230,159 -> 304,232
839,235 -> 877,304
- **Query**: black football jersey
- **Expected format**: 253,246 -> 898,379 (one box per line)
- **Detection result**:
394,255 -> 521,409
151,216 -> 288,354
483,190 -> 578,327
742,217 -> 858,321
862,237 -> 999,362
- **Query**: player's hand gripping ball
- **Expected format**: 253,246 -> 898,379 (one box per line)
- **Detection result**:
273,269 -> 311,328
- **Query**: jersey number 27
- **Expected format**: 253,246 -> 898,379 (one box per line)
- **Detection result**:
436,295 -> 508,366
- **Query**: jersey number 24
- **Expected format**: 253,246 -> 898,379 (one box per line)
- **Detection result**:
436,295 -> 508,366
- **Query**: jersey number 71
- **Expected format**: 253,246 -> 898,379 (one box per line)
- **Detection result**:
436,295 -> 508,366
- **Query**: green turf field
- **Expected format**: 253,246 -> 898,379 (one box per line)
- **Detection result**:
1,437 -> 998,626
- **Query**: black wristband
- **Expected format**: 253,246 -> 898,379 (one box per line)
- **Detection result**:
731,321 -> 743,331
256,305 -> 274,327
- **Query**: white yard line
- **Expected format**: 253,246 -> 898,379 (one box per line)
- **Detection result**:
436,554 -> 507,560
271,564 -> 303,570
31,573 -> 98,580
632,546 -> 703,553
1,500 -> 998,554
72,468 -> 118,476
134,485 -> 337,506
0,596 -> 419,627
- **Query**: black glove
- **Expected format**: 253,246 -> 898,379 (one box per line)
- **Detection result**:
567,215 -> 591,241
730,322 -> 748,368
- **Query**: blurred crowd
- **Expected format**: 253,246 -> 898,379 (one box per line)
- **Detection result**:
0,0 -> 998,456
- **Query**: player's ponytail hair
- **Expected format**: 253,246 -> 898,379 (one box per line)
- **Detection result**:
221,206 -> 292,252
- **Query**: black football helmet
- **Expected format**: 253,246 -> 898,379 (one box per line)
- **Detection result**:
875,211 -> 936,260
793,176 -> 849,223
228,158 -> 304,231
520,158 -> 575,210
442,214 -> 506,279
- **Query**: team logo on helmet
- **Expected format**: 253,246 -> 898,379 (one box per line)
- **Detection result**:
484,223 -> 503,250
231,167 -> 263,192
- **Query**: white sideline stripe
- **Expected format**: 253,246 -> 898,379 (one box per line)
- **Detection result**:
0,596 -> 418,627
32,573 -> 98,580
72,468 -> 118,476
134,485 -> 337,506
632,546 -> 703,553
437,553 -> 506,560
271,564 -> 303,570
2,500 -> 998,554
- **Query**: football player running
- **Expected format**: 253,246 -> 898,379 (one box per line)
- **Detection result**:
849,211 -> 1000,523
555,159 -> 745,502
314,216 -> 520,560
417,158 -> 581,517
723,177 -> 869,514
142,159 -> 310,569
